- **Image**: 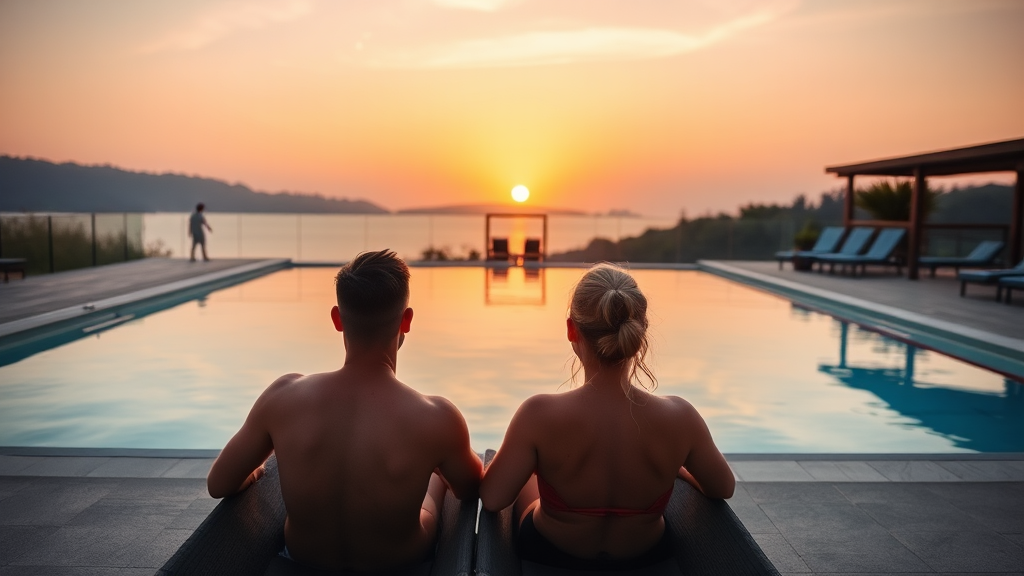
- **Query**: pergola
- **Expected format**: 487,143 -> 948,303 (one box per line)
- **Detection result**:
826,137 -> 1024,280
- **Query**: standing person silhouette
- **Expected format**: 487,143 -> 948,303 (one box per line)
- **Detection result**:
189,203 -> 213,262
480,263 -> 735,569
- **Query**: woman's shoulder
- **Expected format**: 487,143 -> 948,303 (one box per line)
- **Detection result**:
646,393 -> 702,421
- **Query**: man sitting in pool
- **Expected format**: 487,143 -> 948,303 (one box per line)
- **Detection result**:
207,249 -> 482,571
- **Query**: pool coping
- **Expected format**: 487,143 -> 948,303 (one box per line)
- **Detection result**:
698,259 -> 1024,380
3,446 -> 1023,460
0,258 -> 290,341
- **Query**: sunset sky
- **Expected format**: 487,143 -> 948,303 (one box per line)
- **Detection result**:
1,0 -> 1022,215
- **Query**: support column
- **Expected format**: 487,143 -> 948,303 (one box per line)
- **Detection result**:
1011,168 -> 1023,266
907,168 -> 925,280
843,175 -> 855,227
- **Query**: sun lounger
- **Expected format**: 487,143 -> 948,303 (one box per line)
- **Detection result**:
815,228 -> 906,276
918,240 -> 1004,277
490,238 -> 511,262
998,276 -> 1024,304
803,227 -> 875,272
157,454 -> 478,576
475,450 -> 779,576
0,258 -> 27,282
523,238 -> 542,262
957,259 -> 1024,297
774,226 -> 845,270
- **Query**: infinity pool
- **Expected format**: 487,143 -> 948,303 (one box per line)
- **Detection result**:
0,267 -> 1020,453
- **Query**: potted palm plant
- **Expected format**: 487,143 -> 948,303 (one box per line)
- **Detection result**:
791,221 -> 821,270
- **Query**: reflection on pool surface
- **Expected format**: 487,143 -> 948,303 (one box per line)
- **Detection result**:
0,267 -> 1021,452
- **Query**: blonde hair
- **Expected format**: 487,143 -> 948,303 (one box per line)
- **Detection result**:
569,263 -> 656,390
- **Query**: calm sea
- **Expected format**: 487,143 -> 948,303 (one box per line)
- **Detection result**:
143,213 -> 678,262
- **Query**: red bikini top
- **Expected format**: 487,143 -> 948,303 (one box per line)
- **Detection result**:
536,474 -> 673,517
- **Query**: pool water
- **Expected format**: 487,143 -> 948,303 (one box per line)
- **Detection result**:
0,267 -> 1020,453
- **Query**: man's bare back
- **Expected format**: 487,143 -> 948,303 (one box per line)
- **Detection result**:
207,251 -> 482,571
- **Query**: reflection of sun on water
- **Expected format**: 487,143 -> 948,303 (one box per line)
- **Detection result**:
511,185 -> 529,203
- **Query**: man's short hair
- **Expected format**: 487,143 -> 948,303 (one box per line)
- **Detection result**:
196,203 -> 205,211
335,250 -> 411,344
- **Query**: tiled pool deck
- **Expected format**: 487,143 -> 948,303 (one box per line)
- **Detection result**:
1,258 -> 1023,574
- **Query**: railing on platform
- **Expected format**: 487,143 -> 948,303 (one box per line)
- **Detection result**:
0,213 -> 144,276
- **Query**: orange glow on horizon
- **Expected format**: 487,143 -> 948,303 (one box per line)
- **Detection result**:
0,1 -> 1021,215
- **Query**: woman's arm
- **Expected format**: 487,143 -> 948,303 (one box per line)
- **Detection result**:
480,397 -> 542,511
677,400 -> 735,499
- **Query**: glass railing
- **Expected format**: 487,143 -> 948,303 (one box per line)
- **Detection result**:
0,213 -> 144,275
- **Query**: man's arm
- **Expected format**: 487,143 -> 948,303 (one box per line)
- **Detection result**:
207,376 -> 294,498
432,397 -> 483,501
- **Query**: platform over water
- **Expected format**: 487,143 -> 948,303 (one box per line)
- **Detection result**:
0,258 -> 274,325
703,260 -> 1023,341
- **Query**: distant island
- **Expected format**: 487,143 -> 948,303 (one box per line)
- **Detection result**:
0,156 -> 388,214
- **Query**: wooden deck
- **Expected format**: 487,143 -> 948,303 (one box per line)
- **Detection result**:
713,261 -> 1023,342
0,258 -> 271,326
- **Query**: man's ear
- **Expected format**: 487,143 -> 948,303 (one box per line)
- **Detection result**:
331,306 -> 343,332
400,307 -> 414,333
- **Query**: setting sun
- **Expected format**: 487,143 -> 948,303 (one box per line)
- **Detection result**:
511,185 -> 530,203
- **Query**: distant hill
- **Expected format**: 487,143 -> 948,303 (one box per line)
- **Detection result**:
398,203 -> 586,215
0,156 -> 388,214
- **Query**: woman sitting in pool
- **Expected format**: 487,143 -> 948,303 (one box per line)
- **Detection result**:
480,263 -> 735,569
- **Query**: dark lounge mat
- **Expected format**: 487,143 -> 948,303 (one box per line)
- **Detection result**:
157,454 -> 477,576
475,450 -> 779,576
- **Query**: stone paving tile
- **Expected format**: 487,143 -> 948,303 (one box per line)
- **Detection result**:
86,458 -> 179,479
67,498 -> 190,531
9,526 -> 159,567
894,531 -> 1024,573
750,533 -> 810,573
17,458 -> 110,478
0,526 -> 60,567
726,485 -> 778,534
790,539 -> 929,573
0,567 -> 124,575
926,483 -> 1024,533
0,478 -> 31,503
0,479 -> 119,526
0,458 -> 42,476
866,461 -> 962,482
742,483 -> 849,505
103,478 -> 209,503
938,460 -> 1024,481
160,458 -> 214,479
833,462 -> 890,482
165,508 -> 213,531
185,496 -> 218,513
125,528 -> 192,568
856,500 -> 990,533
759,502 -> 883,537
731,462 -> 816,482
796,462 -> 851,482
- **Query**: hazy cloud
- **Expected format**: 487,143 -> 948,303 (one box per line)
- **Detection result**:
371,4 -> 789,68
430,0 -> 517,11
143,0 -> 313,53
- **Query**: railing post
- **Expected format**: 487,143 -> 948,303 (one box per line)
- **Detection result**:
907,168 -> 925,280
91,213 -> 97,266
48,215 -> 54,273
844,175 -> 855,227
123,213 -> 129,261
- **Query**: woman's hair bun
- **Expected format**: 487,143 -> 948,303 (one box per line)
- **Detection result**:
570,264 -> 649,362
